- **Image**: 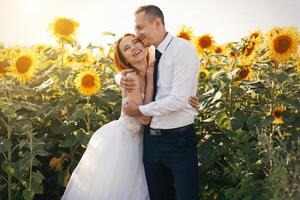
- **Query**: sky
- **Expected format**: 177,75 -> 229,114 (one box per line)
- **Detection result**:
0,0 -> 299,47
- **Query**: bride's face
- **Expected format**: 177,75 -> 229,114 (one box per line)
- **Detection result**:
119,36 -> 147,69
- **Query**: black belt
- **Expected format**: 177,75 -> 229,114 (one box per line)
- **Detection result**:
149,124 -> 193,136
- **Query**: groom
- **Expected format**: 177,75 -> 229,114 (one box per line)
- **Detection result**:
122,5 -> 200,200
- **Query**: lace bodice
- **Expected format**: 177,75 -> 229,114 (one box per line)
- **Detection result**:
119,95 -> 144,135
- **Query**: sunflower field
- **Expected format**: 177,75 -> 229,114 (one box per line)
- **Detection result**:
0,18 -> 299,200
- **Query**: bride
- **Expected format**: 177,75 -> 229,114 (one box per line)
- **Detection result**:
62,33 -> 198,200
62,33 -> 152,200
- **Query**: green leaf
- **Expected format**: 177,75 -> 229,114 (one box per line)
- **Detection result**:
0,138 -> 12,153
32,170 -> 44,184
231,110 -> 247,131
23,189 -> 35,200
76,128 -> 91,145
59,136 -> 78,148
16,158 -> 29,172
0,183 -> 6,191
214,111 -> 232,131
34,149 -> 49,157
247,114 -> 262,132
31,180 -> 43,194
211,90 -> 222,104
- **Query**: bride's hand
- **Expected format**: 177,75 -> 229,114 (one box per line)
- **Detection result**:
146,46 -> 155,79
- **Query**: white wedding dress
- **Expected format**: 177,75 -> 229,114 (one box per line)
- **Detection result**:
62,95 -> 150,200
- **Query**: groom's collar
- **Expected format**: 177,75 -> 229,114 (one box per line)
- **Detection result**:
157,32 -> 173,54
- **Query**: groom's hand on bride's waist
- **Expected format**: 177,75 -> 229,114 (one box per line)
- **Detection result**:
120,69 -> 136,92
123,100 -> 142,117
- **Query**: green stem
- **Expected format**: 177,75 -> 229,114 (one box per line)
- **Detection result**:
100,64 -> 107,90
67,144 -> 80,170
229,84 -> 234,118
28,131 -> 33,191
61,40 -> 65,68
86,98 -> 91,133
7,126 -> 12,200
0,117 -> 8,129
1,153 -> 7,160
269,62 -> 278,170
5,79 -> 13,200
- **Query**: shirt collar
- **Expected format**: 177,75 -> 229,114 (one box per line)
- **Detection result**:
157,32 -> 173,54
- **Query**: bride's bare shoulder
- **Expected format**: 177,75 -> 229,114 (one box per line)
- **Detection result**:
126,71 -> 138,79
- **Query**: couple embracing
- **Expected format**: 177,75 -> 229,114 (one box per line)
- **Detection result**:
62,5 -> 200,200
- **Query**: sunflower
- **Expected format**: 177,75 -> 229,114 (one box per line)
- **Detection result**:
225,42 -> 239,60
198,66 -> 210,80
236,65 -> 254,80
241,41 -> 258,63
11,51 -> 36,83
272,105 -> 284,124
193,34 -> 215,55
214,45 -> 225,54
49,17 -> 79,44
241,30 -> 264,64
267,27 -> 300,62
176,25 -> 194,41
249,29 -> 264,45
0,59 -> 9,78
49,153 -> 70,172
74,69 -> 101,96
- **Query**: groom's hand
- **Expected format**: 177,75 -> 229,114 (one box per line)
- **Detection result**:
120,69 -> 136,92
123,101 -> 142,117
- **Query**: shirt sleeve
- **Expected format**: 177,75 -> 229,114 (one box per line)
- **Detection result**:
139,42 -> 199,117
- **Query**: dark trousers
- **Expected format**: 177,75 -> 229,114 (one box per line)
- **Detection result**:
143,124 -> 199,200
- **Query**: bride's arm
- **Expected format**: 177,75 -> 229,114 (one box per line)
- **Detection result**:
123,72 -> 151,125
133,62 -> 154,125
143,60 -> 154,105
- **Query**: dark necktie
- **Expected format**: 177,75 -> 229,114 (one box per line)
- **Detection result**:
153,49 -> 162,100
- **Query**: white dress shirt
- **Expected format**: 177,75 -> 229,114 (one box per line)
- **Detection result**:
139,33 -> 199,129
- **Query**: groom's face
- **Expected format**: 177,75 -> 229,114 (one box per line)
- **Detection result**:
135,12 -> 158,47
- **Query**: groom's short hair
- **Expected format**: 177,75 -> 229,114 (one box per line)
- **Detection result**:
135,5 -> 165,26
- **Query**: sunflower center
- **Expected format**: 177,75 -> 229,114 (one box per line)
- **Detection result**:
82,75 -> 95,88
238,68 -> 250,79
199,36 -> 212,48
273,35 -> 291,54
199,72 -> 207,79
273,110 -> 282,118
215,47 -> 222,53
251,33 -> 259,39
229,51 -> 236,58
0,61 -> 8,74
55,19 -> 74,36
16,56 -> 32,73
245,44 -> 255,57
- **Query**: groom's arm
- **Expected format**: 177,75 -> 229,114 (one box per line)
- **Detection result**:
139,43 -> 199,117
